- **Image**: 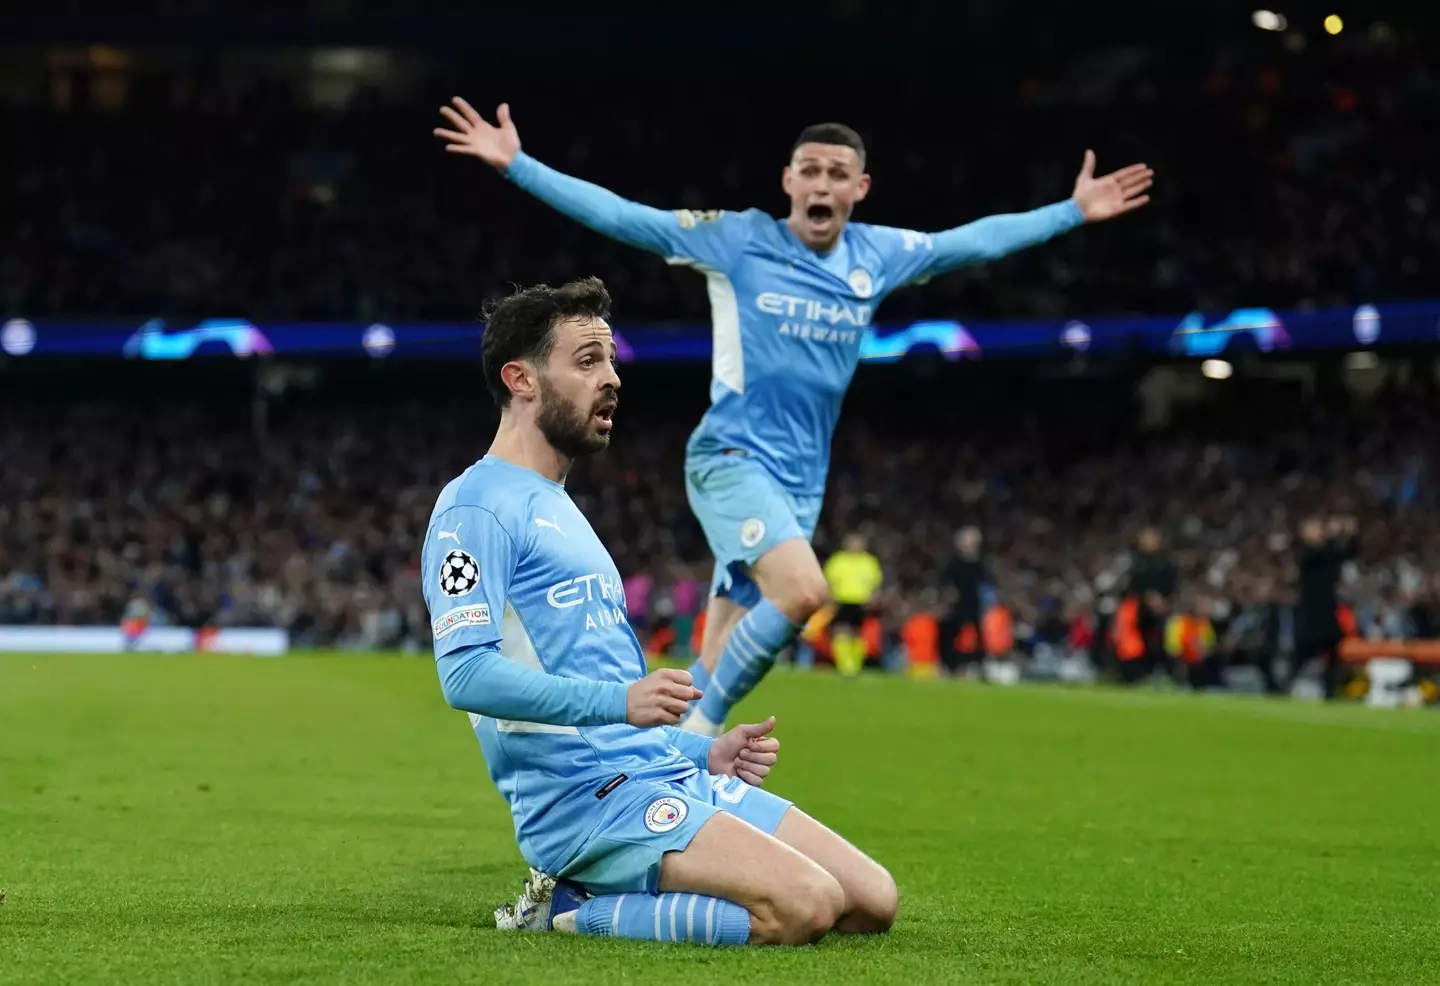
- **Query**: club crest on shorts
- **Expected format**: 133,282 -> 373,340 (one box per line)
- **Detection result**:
643,796 -> 688,834
438,548 -> 480,597
848,267 -> 874,298
739,518 -> 766,550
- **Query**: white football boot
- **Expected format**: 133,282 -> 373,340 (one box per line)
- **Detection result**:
494,868 -> 588,933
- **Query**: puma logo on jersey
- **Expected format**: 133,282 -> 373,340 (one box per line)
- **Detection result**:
534,517 -> 566,538
437,522 -> 462,543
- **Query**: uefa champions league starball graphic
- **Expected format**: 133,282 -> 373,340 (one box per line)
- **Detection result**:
1352,304 -> 1381,345
1,318 -> 35,356
362,324 -> 396,357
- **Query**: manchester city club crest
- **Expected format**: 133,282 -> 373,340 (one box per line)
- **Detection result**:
643,796 -> 689,833
848,267 -> 874,298
740,517 -> 767,550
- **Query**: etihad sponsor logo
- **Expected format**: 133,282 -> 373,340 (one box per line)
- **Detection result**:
547,572 -> 628,631
755,292 -> 873,327
778,323 -> 860,345
546,573 -> 625,609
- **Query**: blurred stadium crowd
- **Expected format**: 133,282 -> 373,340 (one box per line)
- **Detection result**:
2,29 -> 1437,326
3,8 -> 1439,690
3,371 -> 1436,681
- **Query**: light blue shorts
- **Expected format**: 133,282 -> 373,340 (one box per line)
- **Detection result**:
684,452 -> 823,610
557,771 -> 793,896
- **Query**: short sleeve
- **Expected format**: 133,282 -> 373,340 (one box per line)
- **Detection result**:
867,224 -> 943,290
659,209 -> 756,273
421,504 -> 519,660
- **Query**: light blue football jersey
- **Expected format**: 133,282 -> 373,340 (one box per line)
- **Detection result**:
505,152 -> 1084,496
422,456 -> 712,873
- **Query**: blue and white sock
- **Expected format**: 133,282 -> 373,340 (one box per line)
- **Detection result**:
575,892 -> 750,945
684,657 -> 712,710
694,600 -> 800,727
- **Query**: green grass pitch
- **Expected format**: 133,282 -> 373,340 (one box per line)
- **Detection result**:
2,653 -> 1438,985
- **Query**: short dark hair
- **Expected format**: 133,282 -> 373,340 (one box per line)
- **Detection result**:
792,123 -> 866,168
481,276 -> 613,408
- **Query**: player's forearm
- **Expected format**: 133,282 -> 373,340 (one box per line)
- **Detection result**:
663,726 -> 716,770
505,152 -> 675,255
437,645 -> 628,727
930,200 -> 1085,272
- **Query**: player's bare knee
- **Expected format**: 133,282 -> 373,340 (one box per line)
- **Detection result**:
860,865 -> 900,932
743,899 -> 786,946
782,868 -> 844,944
749,865 -> 844,946
803,869 -> 847,942
772,578 -> 830,624
828,857 -> 899,935
747,897 -> 824,946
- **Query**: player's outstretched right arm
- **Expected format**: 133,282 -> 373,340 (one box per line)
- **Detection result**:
434,97 -> 744,270
422,503 -> 699,728
878,151 -> 1154,287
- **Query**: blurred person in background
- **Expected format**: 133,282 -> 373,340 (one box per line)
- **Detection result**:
1165,590 -> 1221,690
1064,595 -> 1098,682
823,533 -> 883,676
1408,580 -> 1438,640
1115,526 -> 1177,684
898,589 -> 943,679
981,593 -> 1019,683
1028,595 -> 1071,680
119,596 -> 153,651
1292,515 -> 1358,699
937,526 -> 989,678
624,570 -> 654,623
1223,578 -> 1287,695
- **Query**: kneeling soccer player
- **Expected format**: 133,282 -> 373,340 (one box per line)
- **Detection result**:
420,276 -> 897,945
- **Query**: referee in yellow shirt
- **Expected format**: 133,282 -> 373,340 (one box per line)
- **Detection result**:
823,533 -> 884,676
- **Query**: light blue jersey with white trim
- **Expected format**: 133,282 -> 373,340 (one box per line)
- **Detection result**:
421,455 -> 714,873
505,152 -> 1085,496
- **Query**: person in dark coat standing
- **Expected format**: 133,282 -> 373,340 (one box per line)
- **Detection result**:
1126,526 -> 1178,679
937,527 -> 989,676
1292,515 -> 1358,699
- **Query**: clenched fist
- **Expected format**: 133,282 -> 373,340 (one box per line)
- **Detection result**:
627,668 -> 702,727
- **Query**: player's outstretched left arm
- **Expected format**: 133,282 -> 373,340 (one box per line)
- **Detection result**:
890,151 -> 1154,285
434,97 -> 746,271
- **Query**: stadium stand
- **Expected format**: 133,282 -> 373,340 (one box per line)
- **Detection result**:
3,366 -> 1436,670
2,32 -> 1437,324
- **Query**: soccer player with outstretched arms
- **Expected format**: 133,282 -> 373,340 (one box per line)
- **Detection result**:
434,99 -> 1153,735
